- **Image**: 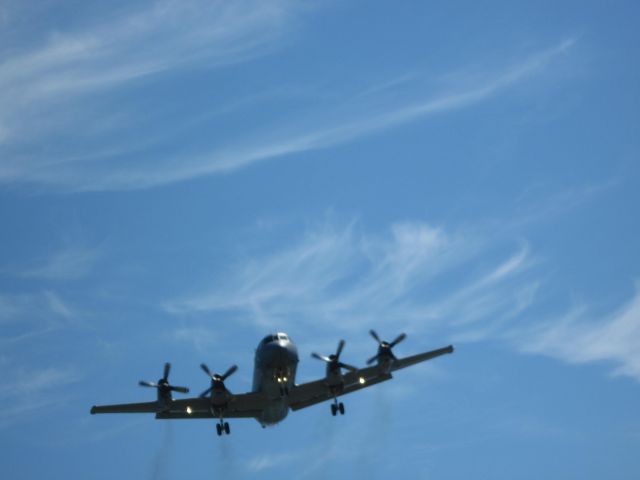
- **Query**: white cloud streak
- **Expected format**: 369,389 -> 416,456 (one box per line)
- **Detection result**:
1,366 -> 82,397
0,364 -> 82,428
513,287 -> 640,380
0,0 -> 300,175
0,36 -> 575,192
0,290 -> 81,349
0,290 -> 75,325
20,245 -> 100,281
0,0 -> 295,105
170,326 -> 218,355
166,215 -> 640,383
165,220 -> 536,342
246,452 -> 298,473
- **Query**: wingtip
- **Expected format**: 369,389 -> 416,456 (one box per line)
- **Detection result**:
90,406 -> 97,415
447,345 -> 454,354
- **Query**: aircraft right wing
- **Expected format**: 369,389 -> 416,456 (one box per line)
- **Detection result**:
91,391 -> 268,419
90,401 -> 158,414
160,392 -> 266,419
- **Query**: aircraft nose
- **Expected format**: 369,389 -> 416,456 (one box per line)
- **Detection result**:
261,342 -> 298,366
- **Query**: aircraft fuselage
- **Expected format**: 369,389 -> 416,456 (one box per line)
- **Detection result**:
251,332 -> 299,426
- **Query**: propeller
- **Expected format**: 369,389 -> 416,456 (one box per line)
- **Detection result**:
199,364 -> 238,398
138,362 -> 189,394
311,339 -> 357,373
367,330 -> 407,365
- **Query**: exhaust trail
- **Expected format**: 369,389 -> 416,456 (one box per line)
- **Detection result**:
149,423 -> 174,480
357,389 -> 393,479
213,433 -> 241,480
295,411 -> 340,479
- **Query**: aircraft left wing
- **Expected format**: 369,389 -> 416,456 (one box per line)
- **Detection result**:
288,367 -> 392,411
288,344 -> 454,412
390,344 -> 454,372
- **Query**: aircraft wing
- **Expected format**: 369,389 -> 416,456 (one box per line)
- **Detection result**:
390,344 -> 454,372
288,368 -> 392,411
91,391 -> 267,419
288,344 -> 454,412
160,392 -> 266,419
90,401 -> 159,414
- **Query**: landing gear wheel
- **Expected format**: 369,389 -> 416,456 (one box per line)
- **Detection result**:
216,423 -> 222,436
224,422 -> 230,435
338,402 -> 345,415
331,404 -> 337,416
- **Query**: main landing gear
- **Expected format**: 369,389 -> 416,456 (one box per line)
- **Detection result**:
330,400 -> 345,416
216,420 -> 230,436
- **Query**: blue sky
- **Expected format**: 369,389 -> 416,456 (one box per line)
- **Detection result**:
1,0 -> 639,478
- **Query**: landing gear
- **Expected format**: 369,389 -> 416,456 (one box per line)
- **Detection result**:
331,400 -> 345,416
216,420 -> 231,436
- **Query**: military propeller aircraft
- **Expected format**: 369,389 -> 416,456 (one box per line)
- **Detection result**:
90,331 -> 454,436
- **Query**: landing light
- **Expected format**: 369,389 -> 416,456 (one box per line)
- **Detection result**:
359,377 -> 366,384
186,406 -> 192,415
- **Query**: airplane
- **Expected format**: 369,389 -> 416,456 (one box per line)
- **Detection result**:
90,330 -> 454,436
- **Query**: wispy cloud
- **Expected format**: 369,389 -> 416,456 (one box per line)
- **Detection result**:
0,0 -> 303,183
512,287 -> 640,381
1,366 -> 82,397
0,247 -> 91,343
0,290 -> 80,348
169,326 -> 218,355
20,245 -> 100,281
166,210 -> 640,382
1,37 -> 576,192
0,290 -> 75,325
246,452 -> 298,473
165,220 -> 537,345
0,364 -> 82,428
0,0 -> 297,106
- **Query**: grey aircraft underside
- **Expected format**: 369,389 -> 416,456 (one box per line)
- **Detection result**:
90,331 -> 454,436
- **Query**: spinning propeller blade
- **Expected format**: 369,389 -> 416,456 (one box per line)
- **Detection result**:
311,340 -> 357,372
367,331 -> 407,365
139,363 -> 189,394
311,352 -> 332,362
221,365 -> 238,381
390,333 -> 407,348
139,381 -> 158,388
199,364 -> 237,397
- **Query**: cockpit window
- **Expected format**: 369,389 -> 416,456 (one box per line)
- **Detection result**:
260,333 -> 288,345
